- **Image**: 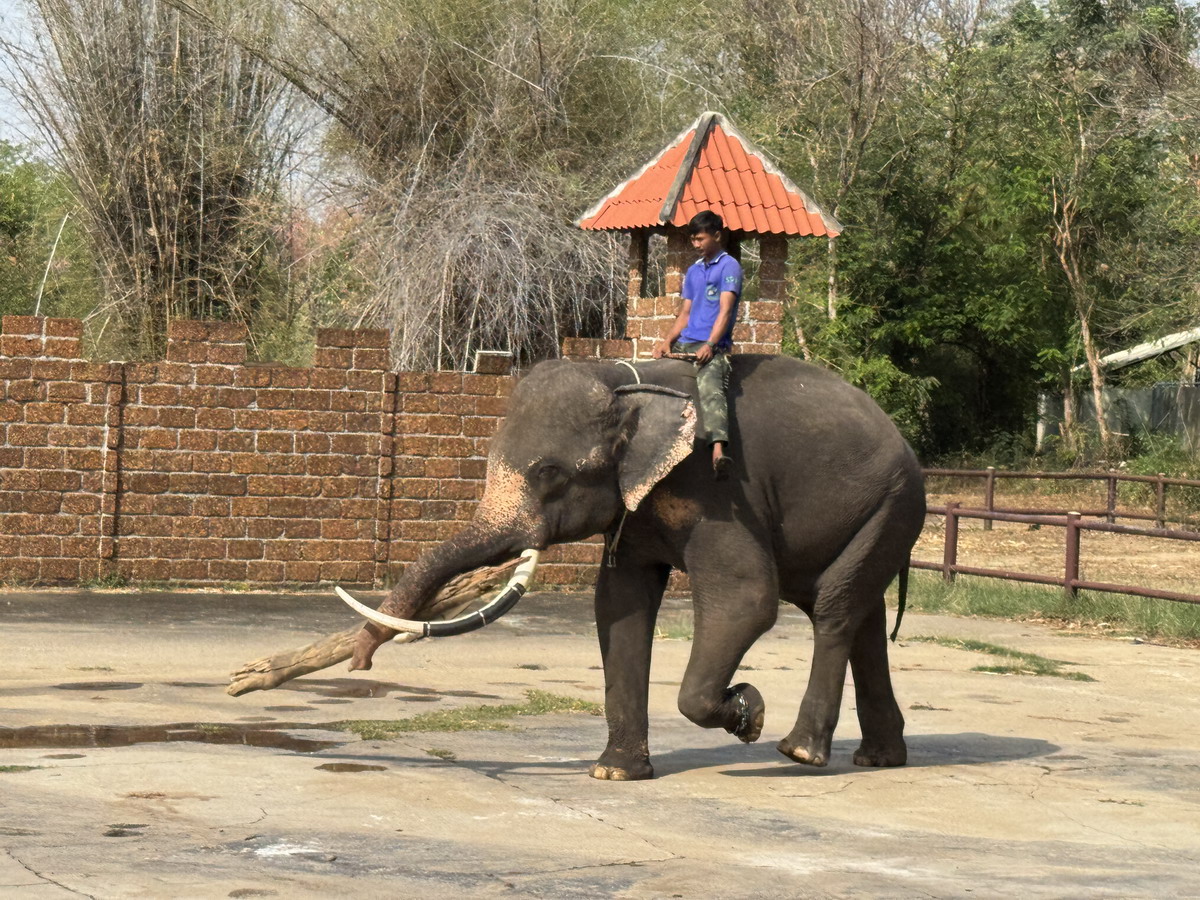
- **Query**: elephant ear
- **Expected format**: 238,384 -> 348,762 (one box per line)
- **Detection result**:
613,385 -> 697,511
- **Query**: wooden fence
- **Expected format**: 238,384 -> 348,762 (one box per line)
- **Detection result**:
916,468 -> 1200,605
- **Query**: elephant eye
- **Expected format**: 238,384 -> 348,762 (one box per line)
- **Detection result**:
531,461 -> 568,498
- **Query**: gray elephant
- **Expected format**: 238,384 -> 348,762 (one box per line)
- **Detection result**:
343,354 -> 925,780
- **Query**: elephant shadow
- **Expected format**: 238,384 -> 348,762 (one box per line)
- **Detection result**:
310,732 -> 1058,780
696,732 -> 1060,779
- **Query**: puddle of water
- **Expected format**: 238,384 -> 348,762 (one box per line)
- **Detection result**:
314,763 -> 387,773
309,698 -> 353,705
237,717 -> 275,722
0,723 -> 345,753
54,682 -> 143,692
42,753 -> 85,759
167,682 -> 220,689
279,679 -> 498,701
104,823 -> 147,838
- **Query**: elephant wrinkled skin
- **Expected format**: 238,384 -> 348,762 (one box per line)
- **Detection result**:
348,354 -> 925,780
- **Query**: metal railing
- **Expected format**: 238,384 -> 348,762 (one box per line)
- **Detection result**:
913,502 -> 1200,605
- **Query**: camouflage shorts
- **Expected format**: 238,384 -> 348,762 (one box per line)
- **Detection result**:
675,342 -> 731,444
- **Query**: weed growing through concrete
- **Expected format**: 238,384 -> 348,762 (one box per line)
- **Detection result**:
654,612 -> 694,641
333,690 -> 603,738
0,765 -> 43,773
425,748 -> 457,760
906,635 -> 1095,681
79,572 -> 129,590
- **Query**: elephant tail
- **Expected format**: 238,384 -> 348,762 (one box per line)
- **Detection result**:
889,565 -> 908,643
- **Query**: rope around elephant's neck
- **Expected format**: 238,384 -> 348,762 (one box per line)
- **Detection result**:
605,509 -> 630,568
615,360 -> 641,384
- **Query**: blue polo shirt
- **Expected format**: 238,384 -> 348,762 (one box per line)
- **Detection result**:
681,251 -> 743,350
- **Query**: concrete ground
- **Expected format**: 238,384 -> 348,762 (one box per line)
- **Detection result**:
1,589 -> 1198,899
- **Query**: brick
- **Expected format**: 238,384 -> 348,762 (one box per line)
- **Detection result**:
233,497 -> 270,517
25,402 -> 66,424
206,343 -> 246,364
311,368 -> 348,389
316,328 -> 359,349
47,381 -> 87,402
196,408 -> 234,430
9,424 -> 49,446
430,372 -> 463,393
210,560 -> 249,580
314,347 -> 353,368
293,389 -> 332,411
296,433 -> 331,454
179,430 -> 218,452
8,380 -> 45,402
235,366 -> 273,387
218,432 -> 256,452
352,348 -> 390,371
168,320 -> 248,342
2,315 -> 42,336
43,338 -> 81,359
195,365 -> 235,386
257,433 -> 294,453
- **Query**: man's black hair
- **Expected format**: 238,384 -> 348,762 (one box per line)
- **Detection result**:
687,210 -> 724,236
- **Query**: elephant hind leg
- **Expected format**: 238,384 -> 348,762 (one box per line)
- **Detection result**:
850,600 -> 906,767
779,499 -> 912,768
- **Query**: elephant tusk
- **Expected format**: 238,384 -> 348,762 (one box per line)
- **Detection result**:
335,549 -> 541,638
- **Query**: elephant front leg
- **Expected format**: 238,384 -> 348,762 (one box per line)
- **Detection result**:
591,558 -> 671,781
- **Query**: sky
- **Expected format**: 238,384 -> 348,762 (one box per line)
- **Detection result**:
0,0 -> 41,150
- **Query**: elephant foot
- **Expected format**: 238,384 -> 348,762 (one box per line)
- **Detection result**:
724,683 -> 765,743
853,739 -> 907,767
590,746 -> 653,781
776,735 -> 831,767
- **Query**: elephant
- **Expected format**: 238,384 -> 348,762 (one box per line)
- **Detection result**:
342,353 -> 925,780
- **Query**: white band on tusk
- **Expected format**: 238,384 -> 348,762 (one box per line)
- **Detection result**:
335,549 -> 541,637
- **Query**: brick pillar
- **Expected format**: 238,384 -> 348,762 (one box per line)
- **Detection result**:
627,230 -> 647,304
628,229 -> 690,359
742,234 -> 786,355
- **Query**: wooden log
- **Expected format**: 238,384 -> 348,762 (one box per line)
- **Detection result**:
226,559 -> 520,696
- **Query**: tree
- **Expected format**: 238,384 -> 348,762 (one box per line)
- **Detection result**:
5,0 -> 300,357
176,0 -> 714,370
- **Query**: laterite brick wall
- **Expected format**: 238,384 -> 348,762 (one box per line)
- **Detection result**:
0,315 -> 601,587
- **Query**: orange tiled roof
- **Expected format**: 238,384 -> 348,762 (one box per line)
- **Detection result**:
577,112 -> 840,237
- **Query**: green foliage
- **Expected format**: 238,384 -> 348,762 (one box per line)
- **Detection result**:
332,690 -> 603,737
898,572 -> 1200,641
0,141 -> 95,320
906,634 -> 1095,680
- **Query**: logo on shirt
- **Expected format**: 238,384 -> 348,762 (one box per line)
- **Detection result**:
706,284 -> 718,300
724,275 -> 738,285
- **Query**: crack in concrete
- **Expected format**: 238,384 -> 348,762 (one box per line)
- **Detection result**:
1026,768 -> 1155,849
4,849 -> 96,898
495,852 -> 678,880
218,807 -> 268,829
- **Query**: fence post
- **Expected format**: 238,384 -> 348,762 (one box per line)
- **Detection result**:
984,467 -> 996,531
1064,511 -> 1081,599
943,501 -> 960,584
1106,469 -> 1117,524
1156,473 -> 1166,529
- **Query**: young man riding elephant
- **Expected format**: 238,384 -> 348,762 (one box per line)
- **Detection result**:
653,210 -> 740,480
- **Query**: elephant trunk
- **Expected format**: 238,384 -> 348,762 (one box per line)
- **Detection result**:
347,521 -> 532,671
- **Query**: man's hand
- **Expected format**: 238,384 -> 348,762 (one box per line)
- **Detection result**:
695,342 -> 714,365
652,339 -> 671,359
